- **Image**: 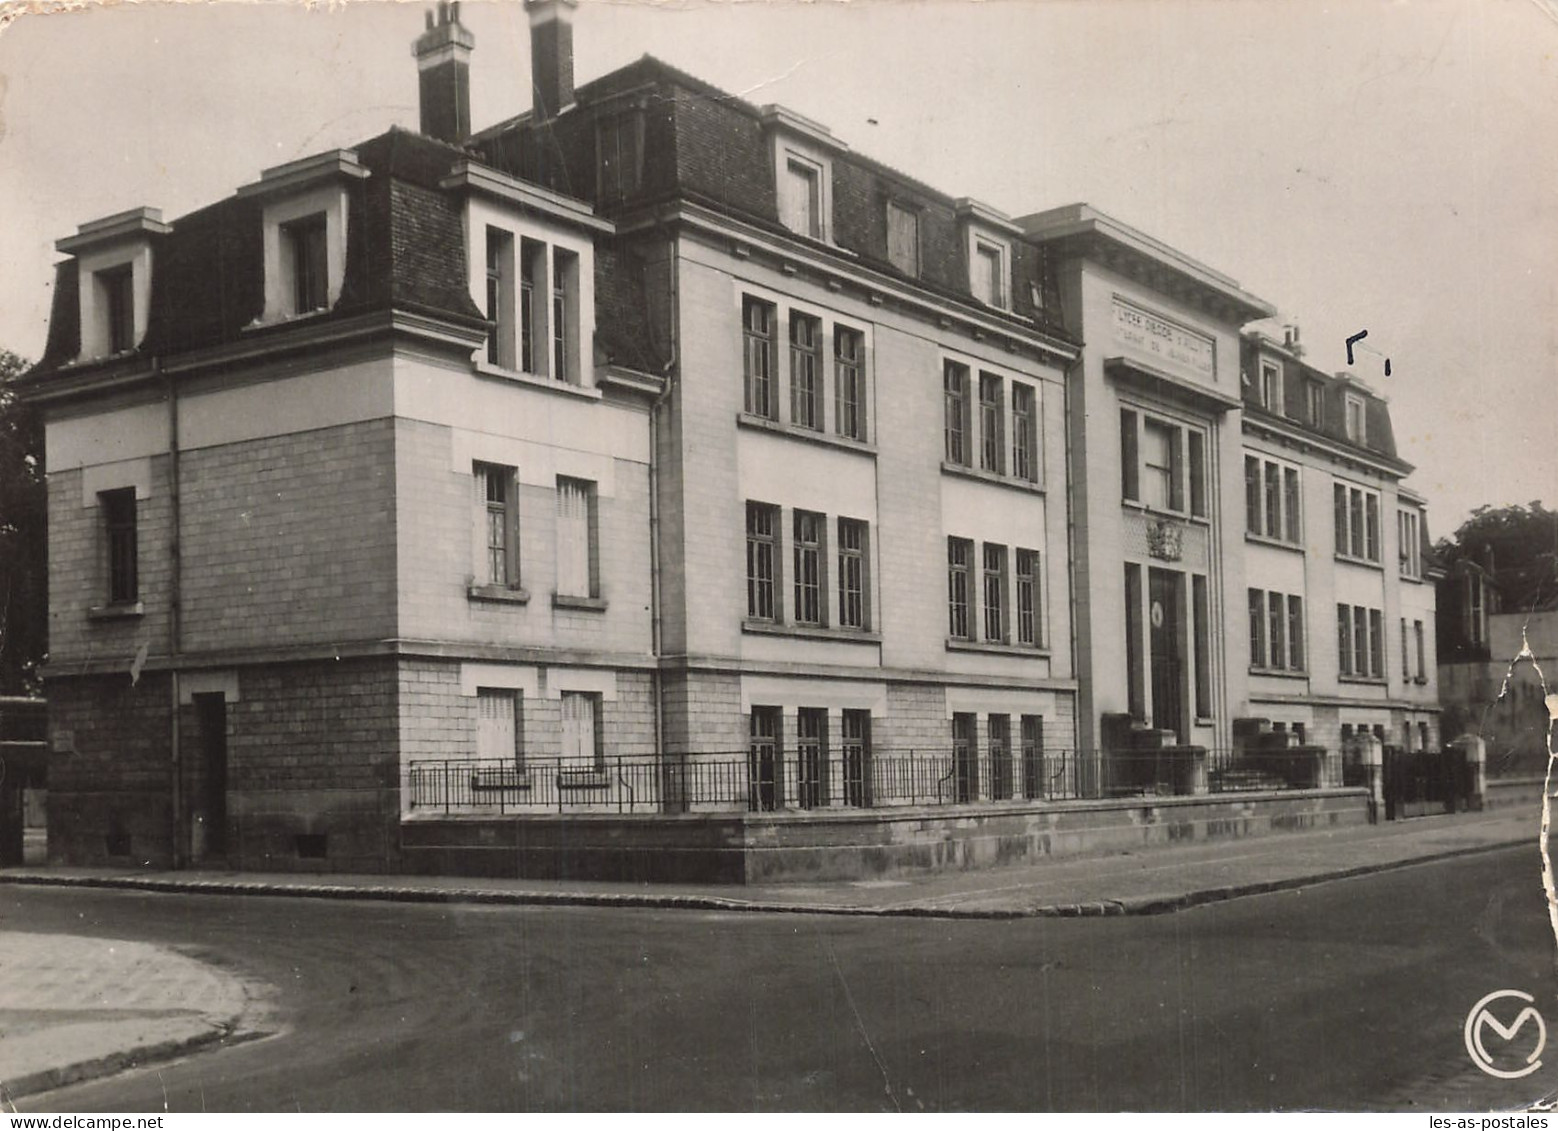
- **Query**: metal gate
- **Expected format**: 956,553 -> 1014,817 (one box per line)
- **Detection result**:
1383,745 -> 1473,820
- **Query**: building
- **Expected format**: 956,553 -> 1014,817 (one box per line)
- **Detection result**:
20,1 -> 1439,881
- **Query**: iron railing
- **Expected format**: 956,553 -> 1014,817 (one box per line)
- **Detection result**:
406,745 -> 1351,816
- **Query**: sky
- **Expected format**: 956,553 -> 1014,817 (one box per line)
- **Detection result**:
0,0 -> 1553,535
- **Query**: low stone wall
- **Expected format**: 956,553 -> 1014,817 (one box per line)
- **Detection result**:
1484,775 -> 1550,814
400,788 -> 1372,885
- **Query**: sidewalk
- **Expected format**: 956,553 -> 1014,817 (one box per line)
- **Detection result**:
0,932 -> 252,1103
0,809 -> 1535,1102
0,807 -> 1536,919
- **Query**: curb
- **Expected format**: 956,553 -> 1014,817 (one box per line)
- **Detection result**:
0,836 -> 1527,922
1,1018 -> 239,1103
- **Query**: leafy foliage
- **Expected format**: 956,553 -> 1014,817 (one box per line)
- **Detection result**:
1434,501 -> 1558,613
0,350 -> 45,695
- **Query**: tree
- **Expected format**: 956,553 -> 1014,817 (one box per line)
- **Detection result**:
1434,501 -> 1558,613
0,349 -> 45,696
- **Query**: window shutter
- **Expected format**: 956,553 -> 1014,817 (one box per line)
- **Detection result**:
1120,409 -> 1139,501
556,480 -> 591,597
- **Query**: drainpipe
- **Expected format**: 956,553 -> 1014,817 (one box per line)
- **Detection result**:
646,231 -> 678,806
163,359 -> 185,869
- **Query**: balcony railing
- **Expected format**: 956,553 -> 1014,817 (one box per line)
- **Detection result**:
406,746 -> 1349,817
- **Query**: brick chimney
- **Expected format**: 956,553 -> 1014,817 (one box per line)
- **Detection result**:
413,1 -> 475,144
526,0 -> 577,121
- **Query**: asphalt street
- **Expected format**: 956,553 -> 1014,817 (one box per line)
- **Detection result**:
4,846 -> 1555,1112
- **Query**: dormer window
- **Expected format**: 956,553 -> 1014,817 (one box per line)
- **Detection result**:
1344,392 -> 1367,444
1259,359 -> 1282,413
886,200 -> 921,277
761,105 -> 845,246
97,266 -> 135,355
596,109 -> 645,201
443,161 -> 608,391
972,239 -> 1008,309
58,206 -> 170,363
956,199 -> 1019,312
282,214 -> 329,315
237,149 -> 366,325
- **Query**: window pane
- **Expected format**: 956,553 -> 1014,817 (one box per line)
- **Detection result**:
1015,548 -> 1037,646
790,314 -> 822,430
746,502 -> 776,620
979,373 -> 1003,474
1288,595 -> 1304,670
948,538 -> 970,639
1193,575 -> 1211,716
793,510 -> 822,625
982,543 -> 1006,642
1284,467 -> 1301,543
944,362 -> 969,465
834,326 -> 865,440
837,518 -> 866,629
1121,410 -> 1140,502
1188,431 -> 1206,517
743,297 -> 776,419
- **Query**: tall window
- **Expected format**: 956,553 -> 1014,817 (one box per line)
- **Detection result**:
1141,420 -> 1183,512
749,706 -> 781,812
476,463 -> 520,588
746,502 -> 779,621
476,688 -> 523,767
972,240 -> 1007,308
790,313 -> 822,430
1121,409 -> 1140,502
979,373 -> 1004,474
1012,383 -> 1038,482
1188,431 -> 1207,518
837,518 -> 868,630
793,510 -> 824,626
944,361 -> 970,466
1414,620 -> 1426,680
1467,573 -> 1488,645
1193,575 -> 1211,717
1015,548 -> 1039,646
101,488 -> 138,605
834,326 -> 865,441
551,251 -> 579,383
743,296 -> 777,419
780,156 -> 823,239
1337,604 -> 1384,679
484,229 -> 514,368
520,239 -> 543,373
1124,564 -> 1144,717
1398,509 -> 1422,578
1020,715 -> 1044,800
886,201 -> 920,276
1401,618 -> 1411,680
1287,595 -> 1305,670
555,478 -> 597,599
97,266 -> 135,354
1334,482 -> 1381,562
988,714 -> 1012,801
841,710 -> 871,808
1248,588 -> 1266,670
559,691 -> 602,771
796,707 -> 827,809
982,543 -> 1007,642
947,537 -> 972,640
282,213 -> 328,315
1268,590 -> 1286,670
1246,455 -> 1302,545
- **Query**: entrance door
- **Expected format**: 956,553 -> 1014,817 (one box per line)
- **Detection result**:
1147,569 -> 1186,742
193,693 -> 228,859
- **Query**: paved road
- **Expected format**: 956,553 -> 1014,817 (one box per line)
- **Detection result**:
5,847 -> 1556,1112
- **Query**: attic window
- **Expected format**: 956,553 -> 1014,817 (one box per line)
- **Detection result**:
886,201 -> 920,277
779,153 -> 827,241
1259,359 -> 1282,413
972,239 -> 1008,310
97,266 -> 136,355
1344,392 -> 1367,444
596,111 -> 645,200
282,214 -> 329,315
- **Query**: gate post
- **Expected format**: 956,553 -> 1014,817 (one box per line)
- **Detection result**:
1449,735 -> 1487,812
1359,733 -> 1385,822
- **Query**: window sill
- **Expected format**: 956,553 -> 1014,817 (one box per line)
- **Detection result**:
87,602 -> 145,621
473,360 -> 602,401
468,584 -> 530,605
945,638 -> 1049,658
1120,499 -> 1207,525
742,619 -> 881,644
553,593 -> 608,612
1337,675 -> 1388,686
940,461 -> 1043,495
1334,553 -> 1384,572
736,412 -> 876,456
1245,532 -> 1305,554
1249,666 -> 1310,680
1400,573 -> 1427,585
243,307 -> 332,331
